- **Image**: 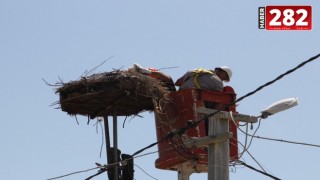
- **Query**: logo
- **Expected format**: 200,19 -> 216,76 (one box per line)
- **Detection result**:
259,6 -> 312,30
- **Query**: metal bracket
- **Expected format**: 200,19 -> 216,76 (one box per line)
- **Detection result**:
196,107 -> 258,123
184,132 -> 233,148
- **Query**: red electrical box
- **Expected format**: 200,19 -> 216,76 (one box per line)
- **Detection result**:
155,87 -> 238,171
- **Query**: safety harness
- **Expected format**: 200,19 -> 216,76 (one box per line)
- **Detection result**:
190,68 -> 215,89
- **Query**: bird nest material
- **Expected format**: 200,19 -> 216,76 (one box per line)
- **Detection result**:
55,70 -> 171,118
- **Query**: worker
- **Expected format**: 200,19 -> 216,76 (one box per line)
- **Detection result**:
128,63 -> 176,91
175,66 -> 232,91
175,66 -> 232,136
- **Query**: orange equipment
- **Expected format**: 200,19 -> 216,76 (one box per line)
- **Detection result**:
154,87 -> 238,171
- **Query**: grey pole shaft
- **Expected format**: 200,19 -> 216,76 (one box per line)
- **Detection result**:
113,112 -> 119,180
103,116 -> 111,163
177,163 -> 192,180
208,116 -> 229,180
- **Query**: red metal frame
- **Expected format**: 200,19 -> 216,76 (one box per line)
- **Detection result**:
155,87 -> 238,171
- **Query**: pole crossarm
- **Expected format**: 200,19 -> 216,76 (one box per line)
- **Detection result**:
184,132 -> 233,148
196,107 -> 258,123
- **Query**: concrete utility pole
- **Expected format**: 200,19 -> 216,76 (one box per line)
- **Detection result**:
177,163 -> 193,180
208,114 -> 229,180
197,107 -> 258,180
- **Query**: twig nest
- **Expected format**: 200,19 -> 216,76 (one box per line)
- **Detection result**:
55,70 -> 171,118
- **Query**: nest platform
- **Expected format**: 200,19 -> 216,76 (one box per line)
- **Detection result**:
56,70 -> 171,118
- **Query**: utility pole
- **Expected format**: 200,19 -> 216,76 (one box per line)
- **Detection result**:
196,107 -> 258,180
177,163 -> 193,180
208,115 -> 229,180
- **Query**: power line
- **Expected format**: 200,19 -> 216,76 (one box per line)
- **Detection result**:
132,53 -> 320,157
250,135 -> 320,148
47,167 -> 99,180
84,151 -> 162,180
238,161 -> 281,180
231,110 -> 320,152
85,168 -> 108,180
234,53 -> 320,104
134,150 -> 158,158
230,112 -> 279,178
237,139 -> 268,173
135,164 -> 159,180
47,161 -> 119,180
229,111 -> 263,159
84,144 -> 197,179
47,150 -> 160,180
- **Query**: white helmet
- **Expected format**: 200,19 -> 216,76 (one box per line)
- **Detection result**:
216,66 -> 232,82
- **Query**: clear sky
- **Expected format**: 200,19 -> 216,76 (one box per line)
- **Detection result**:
1,0 -> 319,180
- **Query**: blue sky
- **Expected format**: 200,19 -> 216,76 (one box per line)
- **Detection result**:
1,0 -> 320,180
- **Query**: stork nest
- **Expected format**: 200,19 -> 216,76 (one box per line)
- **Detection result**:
55,70 -> 171,118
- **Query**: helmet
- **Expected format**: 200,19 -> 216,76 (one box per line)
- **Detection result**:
216,66 -> 232,82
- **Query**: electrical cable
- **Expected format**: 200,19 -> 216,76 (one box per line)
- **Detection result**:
85,169 -> 107,180
230,111 -> 320,178
132,53 -> 320,157
229,111 -> 263,159
135,164 -> 159,180
47,167 -> 99,180
238,161 -> 281,180
175,135 -> 198,158
237,119 -> 249,159
245,119 -> 262,151
84,162 -> 120,180
84,150 -> 161,180
249,135 -> 320,148
166,138 -> 192,161
47,149 -> 159,180
230,109 -> 320,149
132,139 -> 166,157
237,139 -> 267,173
230,111 -> 249,159
50,133 -> 304,180
233,53 -> 320,104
